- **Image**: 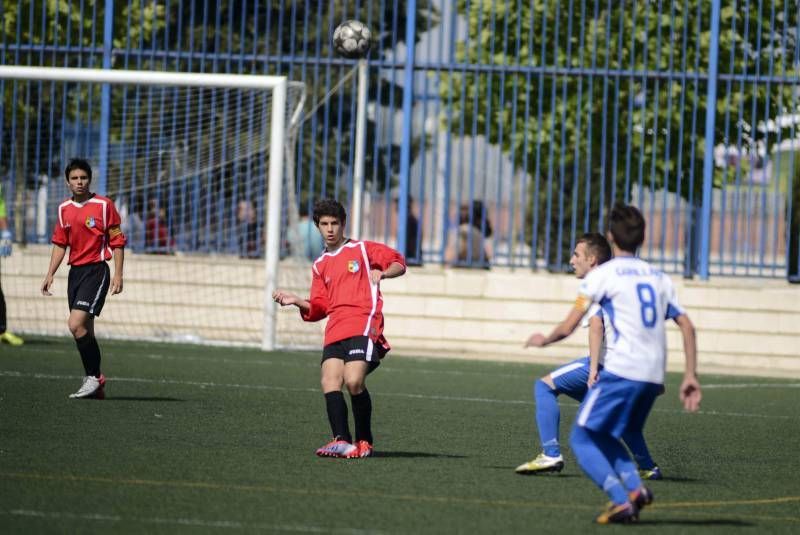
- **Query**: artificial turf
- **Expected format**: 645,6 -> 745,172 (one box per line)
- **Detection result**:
1,337 -> 799,533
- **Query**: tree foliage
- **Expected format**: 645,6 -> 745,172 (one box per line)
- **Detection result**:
442,0 -> 799,267
1,0 -> 437,204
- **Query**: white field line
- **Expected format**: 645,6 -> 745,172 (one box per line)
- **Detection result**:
3,509 -> 382,534
12,346 -> 800,385
19,349 -> 800,387
0,370 -> 795,420
701,383 -> 800,389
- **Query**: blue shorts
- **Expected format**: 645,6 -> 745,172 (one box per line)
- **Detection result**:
550,356 -> 594,402
574,370 -> 662,438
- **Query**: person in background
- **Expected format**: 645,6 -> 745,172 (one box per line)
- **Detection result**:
445,200 -> 492,268
0,181 -> 23,346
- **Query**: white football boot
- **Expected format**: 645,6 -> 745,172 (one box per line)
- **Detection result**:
69,375 -> 104,399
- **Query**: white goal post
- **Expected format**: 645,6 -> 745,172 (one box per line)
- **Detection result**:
0,65 -> 298,351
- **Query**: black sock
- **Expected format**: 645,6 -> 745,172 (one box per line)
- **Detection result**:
324,391 -> 351,442
0,285 -> 7,333
350,389 -> 373,444
75,334 -> 102,377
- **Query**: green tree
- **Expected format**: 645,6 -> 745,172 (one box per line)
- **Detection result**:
1,0 -> 436,206
443,0 -> 799,270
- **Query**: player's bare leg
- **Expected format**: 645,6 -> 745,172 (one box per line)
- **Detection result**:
343,360 -> 373,457
67,310 -> 105,399
316,358 -> 357,457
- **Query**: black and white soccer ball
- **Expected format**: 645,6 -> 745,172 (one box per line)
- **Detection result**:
332,20 -> 372,59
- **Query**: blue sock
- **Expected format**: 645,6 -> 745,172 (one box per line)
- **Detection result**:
534,379 -> 561,457
622,429 -> 656,471
570,425 -> 631,505
597,431 -> 643,493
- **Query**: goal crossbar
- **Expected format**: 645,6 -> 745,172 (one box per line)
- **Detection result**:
0,65 -> 289,351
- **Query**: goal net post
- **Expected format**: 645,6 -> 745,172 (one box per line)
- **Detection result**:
0,66 -> 306,350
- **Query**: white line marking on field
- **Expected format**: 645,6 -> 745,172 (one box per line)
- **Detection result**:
3,509 -> 384,534
1,370 -> 795,420
702,383 -> 800,389
128,352 -> 524,379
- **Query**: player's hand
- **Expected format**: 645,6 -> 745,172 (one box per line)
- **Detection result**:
110,275 -> 123,295
679,374 -> 702,412
0,230 -> 12,257
524,333 -> 546,348
41,275 -> 54,296
370,269 -> 383,285
272,289 -> 298,306
587,368 -> 599,388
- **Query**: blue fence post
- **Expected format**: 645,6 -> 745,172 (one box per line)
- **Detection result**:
97,0 -> 114,195
698,0 -> 722,280
396,0 -> 417,257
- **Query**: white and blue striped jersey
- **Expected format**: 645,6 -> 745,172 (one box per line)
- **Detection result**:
576,256 -> 684,384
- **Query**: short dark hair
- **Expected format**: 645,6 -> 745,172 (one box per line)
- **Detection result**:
459,200 -> 492,238
576,232 -> 612,264
312,198 -> 347,226
64,158 -> 93,182
608,203 -> 645,253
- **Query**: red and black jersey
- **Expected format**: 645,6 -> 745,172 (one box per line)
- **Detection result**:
301,239 -> 406,348
52,193 -> 127,266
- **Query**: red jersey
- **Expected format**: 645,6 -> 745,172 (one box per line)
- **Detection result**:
301,240 -> 406,347
52,194 -> 127,266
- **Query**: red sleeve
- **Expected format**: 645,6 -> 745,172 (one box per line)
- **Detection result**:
365,241 -> 406,271
107,201 -> 127,249
51,208 -> 69,247
300,265 -> 328,322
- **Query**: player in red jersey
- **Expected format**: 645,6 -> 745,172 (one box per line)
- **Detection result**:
40,158 -> 127,399
272,198 -> 406,458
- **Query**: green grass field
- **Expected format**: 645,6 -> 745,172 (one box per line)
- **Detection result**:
1,337 -> 799,533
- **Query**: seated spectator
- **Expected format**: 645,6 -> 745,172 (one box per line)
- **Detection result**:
288,202 -> 324,261
445,200 -> 492,268
395,195 -> 423,266
238,199 -> 260,258
145,200 -> 173,253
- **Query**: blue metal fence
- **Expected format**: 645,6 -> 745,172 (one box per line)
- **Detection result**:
1,0 -> 799,279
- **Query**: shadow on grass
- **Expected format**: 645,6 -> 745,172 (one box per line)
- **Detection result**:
373,451 -> 467,459
105,396 -> 184,402
486,465 -> 582,477
641,519 -> 754,527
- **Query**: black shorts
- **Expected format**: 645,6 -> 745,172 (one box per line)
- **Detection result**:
322,335 -> 388,374
68,262 -> 111,316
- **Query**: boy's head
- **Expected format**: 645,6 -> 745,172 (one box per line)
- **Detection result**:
312,198 -> 347,227
608,203 -> 645,253
313,198 -> 347,249
571,232 -> 612,278
64,158 -> 93,183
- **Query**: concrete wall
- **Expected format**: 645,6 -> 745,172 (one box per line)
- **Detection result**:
4,245 -> 799,378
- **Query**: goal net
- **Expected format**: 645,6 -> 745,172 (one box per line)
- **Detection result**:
0,66 -> 319,349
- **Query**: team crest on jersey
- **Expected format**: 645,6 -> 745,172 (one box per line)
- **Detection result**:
347,260 -> 360,273
85,216 -> 96,229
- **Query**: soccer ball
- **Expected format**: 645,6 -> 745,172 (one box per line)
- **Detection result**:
332,20 -> 372,59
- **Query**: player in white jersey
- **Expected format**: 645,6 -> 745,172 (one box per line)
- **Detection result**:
516,233 -> 661,479
525,204 -> 701,524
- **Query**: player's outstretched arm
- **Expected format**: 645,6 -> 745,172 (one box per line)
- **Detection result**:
587,315 -> 603,387
370,261 -> 406,285
675,314 -> 701,412
525,306 -> 585,348
272,289 -> 310,313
